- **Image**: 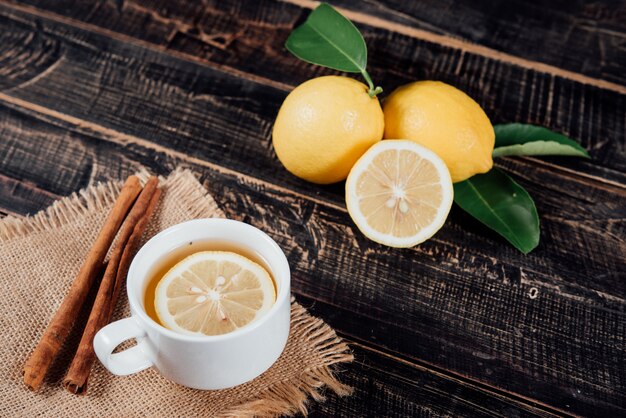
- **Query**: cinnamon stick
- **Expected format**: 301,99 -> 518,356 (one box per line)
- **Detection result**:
108,188 -> 162,321
63,177 -> 160,395
23,176 -> 143,391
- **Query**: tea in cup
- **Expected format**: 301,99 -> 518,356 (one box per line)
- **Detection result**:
143,240 -> 277,336
93,219 -> 291,390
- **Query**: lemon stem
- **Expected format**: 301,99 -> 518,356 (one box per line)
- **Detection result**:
362,70 -> 383,98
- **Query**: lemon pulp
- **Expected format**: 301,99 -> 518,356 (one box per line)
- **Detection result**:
346,140 -> 453,247
155,251 -> 276,336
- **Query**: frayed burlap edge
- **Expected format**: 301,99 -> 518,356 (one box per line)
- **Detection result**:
0,168 -> 219,241
135,168 -> 224,221
221,301 -> 354,418
0,168 -> 354,417
0,181 -> 122,241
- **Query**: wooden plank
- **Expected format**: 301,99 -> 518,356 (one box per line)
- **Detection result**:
0,100 -> 623,416
9,0 -> 626,92
311,340 -> 556,417
298,0 -> 626,87
0,1 -> 623,415
2,90 -> 623,305
0,2 -> 622,292
0,172 -> 59,216
2,0 -> 625,184
0,5 -> 315,192
0,106 -> 558,418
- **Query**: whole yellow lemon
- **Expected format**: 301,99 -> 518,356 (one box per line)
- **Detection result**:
272,76 -> 384,184
383,81 -> 495,182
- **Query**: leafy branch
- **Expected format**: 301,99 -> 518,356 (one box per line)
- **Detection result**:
285,3 -> 382,97
454,124 -> 589,253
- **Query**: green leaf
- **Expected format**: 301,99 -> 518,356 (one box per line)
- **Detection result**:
285,3 -> 367,73
493,123 -> 590,158
285,3 -> 382,96
454,168 -> 540,254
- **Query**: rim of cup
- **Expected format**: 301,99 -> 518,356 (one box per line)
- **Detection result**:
126,218 -> 290,343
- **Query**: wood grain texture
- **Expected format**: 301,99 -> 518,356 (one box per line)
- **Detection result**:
0,0 -> 624,416
310,340 -> 557,418
0,96 -> 623,416
298,0 -> 626,87
0,106 -> 557,418
2,0 -> 625,184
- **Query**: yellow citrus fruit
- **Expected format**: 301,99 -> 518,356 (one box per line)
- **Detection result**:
345,140 -> 453,247
155,251 -> 275,336
272,76 -> 384,184
383,81 -> 495,182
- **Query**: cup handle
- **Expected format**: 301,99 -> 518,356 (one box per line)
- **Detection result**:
94,316 -> 154,376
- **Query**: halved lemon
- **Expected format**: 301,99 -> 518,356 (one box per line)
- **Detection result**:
345,140 -> 453,247
155,251 -> 276,336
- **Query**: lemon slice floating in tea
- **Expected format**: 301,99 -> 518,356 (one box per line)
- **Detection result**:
345,140 -> 453,248
155,251 -> 276,336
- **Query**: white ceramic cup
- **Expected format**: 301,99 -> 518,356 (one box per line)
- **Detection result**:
93,218 -> 291,390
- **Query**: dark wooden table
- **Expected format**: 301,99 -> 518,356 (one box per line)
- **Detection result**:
1,1 -> 624,416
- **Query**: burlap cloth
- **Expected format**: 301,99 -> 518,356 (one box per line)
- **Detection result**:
0,169 -> 353,417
